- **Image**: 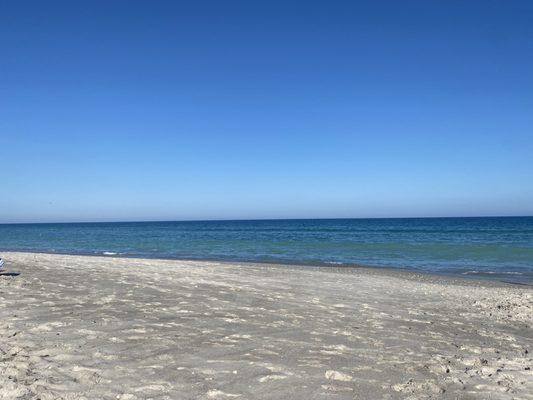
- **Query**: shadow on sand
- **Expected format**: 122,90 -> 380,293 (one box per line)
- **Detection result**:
0,272 -> 20,277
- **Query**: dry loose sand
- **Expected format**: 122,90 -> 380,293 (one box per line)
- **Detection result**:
0,252 -> 532,399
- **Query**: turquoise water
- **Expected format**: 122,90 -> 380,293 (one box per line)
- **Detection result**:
1,217 -> 532,283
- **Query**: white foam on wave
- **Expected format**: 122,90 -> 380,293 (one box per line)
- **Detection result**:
103,252 -> 118,256
462,270 -> 523,275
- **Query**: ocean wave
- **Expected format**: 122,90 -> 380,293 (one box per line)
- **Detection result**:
102,251 -> 118,256
462,270 -> 523,275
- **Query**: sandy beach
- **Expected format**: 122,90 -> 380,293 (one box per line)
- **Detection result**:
0,252 -> 531,399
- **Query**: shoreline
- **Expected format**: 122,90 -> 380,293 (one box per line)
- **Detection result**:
1,251 -> 532,399
1,248 -> 530,287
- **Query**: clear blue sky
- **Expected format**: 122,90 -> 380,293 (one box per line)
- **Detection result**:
1,1 -> 532,223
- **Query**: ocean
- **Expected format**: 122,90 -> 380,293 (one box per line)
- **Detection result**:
1,217 -> 532,283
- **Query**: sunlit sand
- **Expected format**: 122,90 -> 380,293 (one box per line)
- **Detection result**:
1,252 -> 531,399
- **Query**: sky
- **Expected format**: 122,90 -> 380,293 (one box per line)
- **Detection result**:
1,0 -> 532,223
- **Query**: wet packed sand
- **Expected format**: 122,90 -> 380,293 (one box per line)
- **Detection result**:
0,252 -> 532,399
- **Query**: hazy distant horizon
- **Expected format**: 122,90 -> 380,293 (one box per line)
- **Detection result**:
2,214 -> 532,225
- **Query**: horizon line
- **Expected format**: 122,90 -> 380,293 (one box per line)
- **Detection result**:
1,215 -> 532,225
